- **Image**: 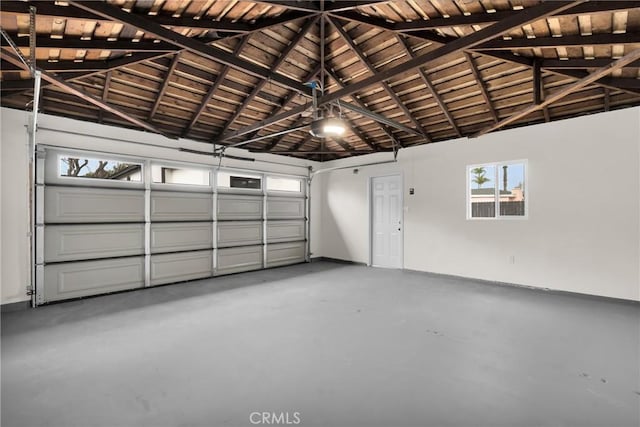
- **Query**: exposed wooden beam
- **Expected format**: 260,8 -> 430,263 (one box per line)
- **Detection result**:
1,52 -> 172,94
463,52 -> 498,123
251,63 -> 323,148
476,50 -> 640,96
245,1 -> 582,133
541,58 -> 640,70
533,59 -> 543,105
69,1 -> 314,97
386,1 -> 638,31
325,1 -> 392,12
9,34 -> 178,52
324,68 -> 397,149
98,71 -> 111,123
1,2 -> 311,33
329,16 -> 431,142
2,50 -> 172,138
252,1 -> 319,12
478,32 -> 640,50
182,36 -> 251,136
395,34 -> 461,137
328,10 -> 455,44
474,48 -> 640,137
149,53 -> 181,120
218,16 -> 319,136
604,88 -> 611,112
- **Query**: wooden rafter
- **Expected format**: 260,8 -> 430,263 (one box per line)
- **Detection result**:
476,50 -> 640,96
1,50 -> 171,137
183,36 -> 251,136
218,16 -> 319,136
329,16 -> 431,142
474,48 -> 640,137
395,34 -> 460,137
149,53 -> 181,120
69,1 -> 314,97
463,52 -> 498,123
98,71 -> 111,124
223,1 -> 584,139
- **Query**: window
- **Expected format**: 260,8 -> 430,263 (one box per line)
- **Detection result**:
468,161 -> 526,219
217,171 -> 261,190
59,156 -> 141,182
266,177 -> 302,193
152,165 -> 210,186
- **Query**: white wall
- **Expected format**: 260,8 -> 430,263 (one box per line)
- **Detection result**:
0,107 -> 320,304
314,108 -> 640,301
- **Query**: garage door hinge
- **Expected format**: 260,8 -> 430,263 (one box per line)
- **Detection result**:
26,286 -> 35,296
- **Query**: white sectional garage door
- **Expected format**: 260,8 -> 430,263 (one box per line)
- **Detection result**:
35,147 -> 308,305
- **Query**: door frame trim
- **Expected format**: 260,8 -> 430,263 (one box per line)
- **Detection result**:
368,173 -> 404,268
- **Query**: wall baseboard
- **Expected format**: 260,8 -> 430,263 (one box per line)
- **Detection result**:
1,300 -> 31,312
403,268 -> 640,305
311,256 -> 368,266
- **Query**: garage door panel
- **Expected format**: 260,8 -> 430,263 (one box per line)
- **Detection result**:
45,186 -> 144,223
266,241 -> 305,268
217,221 -> 263,247
266,197 -> 305,219
217,194 -> 263,220
150,191 -> 213,221
216,245 -> 263,275
150,222 -> 213,253
150,250 -> 212,286
44,224 -> 144,262
43,257 -> 144,302
266,220 -> 305,243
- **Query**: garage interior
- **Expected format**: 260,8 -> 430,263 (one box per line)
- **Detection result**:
1,1 -> 639,426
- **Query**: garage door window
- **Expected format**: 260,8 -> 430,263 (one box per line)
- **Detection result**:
217,171 -> 261,190
152,165 -> 210,186
59,156 -> 142,182
266,177 -> 302,193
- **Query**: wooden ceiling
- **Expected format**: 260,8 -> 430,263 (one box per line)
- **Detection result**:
1,0 -> 639,161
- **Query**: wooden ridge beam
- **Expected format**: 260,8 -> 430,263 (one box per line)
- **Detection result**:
474,48 -> 640,137
233,1 -> 583,136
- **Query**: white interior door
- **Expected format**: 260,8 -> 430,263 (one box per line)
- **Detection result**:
371,175 -> 403,268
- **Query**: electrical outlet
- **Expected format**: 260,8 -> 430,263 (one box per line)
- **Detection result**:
509,255 -> 516,264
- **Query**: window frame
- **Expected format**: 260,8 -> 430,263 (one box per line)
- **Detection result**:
57,153 -> 144,185
266,176 -> 304,195
216,170 -> 264,193
466,159 -> 528,220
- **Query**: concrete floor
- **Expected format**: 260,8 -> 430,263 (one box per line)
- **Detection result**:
2,261 -> 639,427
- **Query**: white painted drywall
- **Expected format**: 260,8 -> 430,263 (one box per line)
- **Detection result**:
1,108 -> 31,304
314,108 -> 640,301
0,107 -> 319,304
